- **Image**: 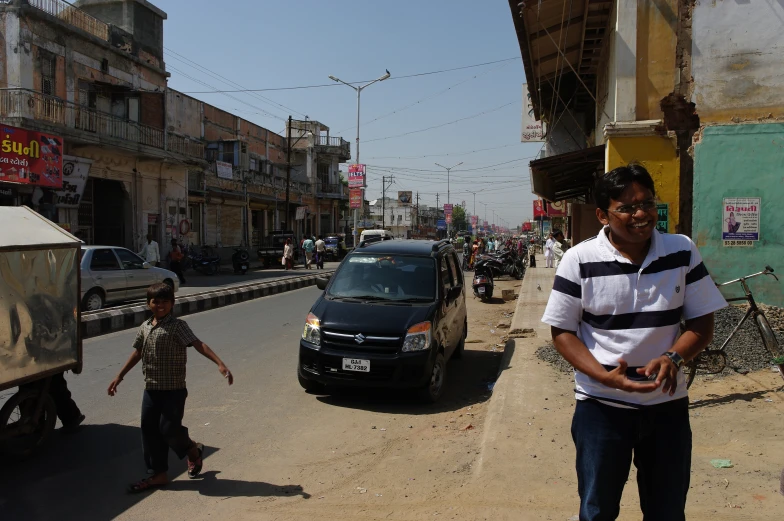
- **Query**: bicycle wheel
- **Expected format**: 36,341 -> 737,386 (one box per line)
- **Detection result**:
0,389 -> 57,461
755,313 -> 784,377
684,359 -> 698,389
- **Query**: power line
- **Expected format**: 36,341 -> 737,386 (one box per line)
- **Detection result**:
363,143 -> 522,161
179,57 -> 519,94
363,100 -> 518,143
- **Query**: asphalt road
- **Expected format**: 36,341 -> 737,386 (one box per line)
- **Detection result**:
0,284 -> 499,521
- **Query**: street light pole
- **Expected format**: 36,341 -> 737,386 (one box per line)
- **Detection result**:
435,161 -> 462,236
329,70 -> 390,244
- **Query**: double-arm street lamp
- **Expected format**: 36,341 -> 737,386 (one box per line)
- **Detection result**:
434,161 -> 462,236
328,70 -> 391,240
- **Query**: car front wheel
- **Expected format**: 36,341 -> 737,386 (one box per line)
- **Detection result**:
82,289 -> 105,311
419,352 -> 446,403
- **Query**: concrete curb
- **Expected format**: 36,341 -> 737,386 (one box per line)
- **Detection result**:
81,270 -> 335,339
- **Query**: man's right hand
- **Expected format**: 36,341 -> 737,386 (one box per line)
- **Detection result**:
601,359 -> 660,393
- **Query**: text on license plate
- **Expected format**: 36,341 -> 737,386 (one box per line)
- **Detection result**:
478,286 -> 486,293
241,265 -> 248,269
342,358 -> 370,372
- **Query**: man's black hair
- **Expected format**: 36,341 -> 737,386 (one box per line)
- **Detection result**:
147,282 -> 174,303
594,164 -> 655,210
552,228 -> 564,237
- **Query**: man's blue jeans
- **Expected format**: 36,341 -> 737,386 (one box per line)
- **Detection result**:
571,397 -> 692,521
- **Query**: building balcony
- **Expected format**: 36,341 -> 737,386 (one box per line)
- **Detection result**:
314,135 -> 351,162
316,182 -> 348,200
0,88 -> 201,160
8,0 -> 111,41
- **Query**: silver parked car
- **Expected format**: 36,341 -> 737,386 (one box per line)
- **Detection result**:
80,245 -> 180,311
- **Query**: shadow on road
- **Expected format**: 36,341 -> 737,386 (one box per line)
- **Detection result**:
689,386 -> 783,409
314,347 -> 504,415
168,470 -> 310,498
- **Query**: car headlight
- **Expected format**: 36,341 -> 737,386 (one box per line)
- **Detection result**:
402,321 -> 432,352
302,312 -> 321,347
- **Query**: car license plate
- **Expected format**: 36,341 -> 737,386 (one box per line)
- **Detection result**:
342,358 -> 370,372
478,286 -> 486,293
241,264 -> 248,270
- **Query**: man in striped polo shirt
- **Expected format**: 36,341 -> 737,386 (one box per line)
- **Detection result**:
542,164 -> 726,521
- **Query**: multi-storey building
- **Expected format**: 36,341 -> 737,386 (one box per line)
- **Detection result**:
0,0 -> 202,257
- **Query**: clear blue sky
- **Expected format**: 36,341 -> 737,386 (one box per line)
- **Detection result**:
157,0 -> 541,228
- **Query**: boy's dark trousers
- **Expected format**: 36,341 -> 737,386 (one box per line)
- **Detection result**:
141,389 -> 192,473
316,252 -> 324,269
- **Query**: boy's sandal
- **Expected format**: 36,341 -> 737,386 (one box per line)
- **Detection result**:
127,478 -> 167,494
187,442 -> 204,479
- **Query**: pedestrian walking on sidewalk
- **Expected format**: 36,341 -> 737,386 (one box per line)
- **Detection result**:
283,238 -> 294,270
315,235 -> 326,269
302,236 -> 315,269
541,164 -> 727,521
551,229 -> 566,269
168,239 -> 186,284
139,234 -> 161,267
544,232 -> 554,268
107,283 -> 233,494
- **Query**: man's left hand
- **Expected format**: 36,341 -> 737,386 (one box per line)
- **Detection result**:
637,355 -> 679,396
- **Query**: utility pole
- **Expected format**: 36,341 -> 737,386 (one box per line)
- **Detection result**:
285,115 -> 292,232
435,162 -> 463,236
414,192 -> 419,234
381,175 -> 394,229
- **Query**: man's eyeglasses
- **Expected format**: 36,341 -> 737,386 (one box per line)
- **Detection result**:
607,200 -> 657,215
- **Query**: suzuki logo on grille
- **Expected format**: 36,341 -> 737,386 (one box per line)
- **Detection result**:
354,333 -> 366,344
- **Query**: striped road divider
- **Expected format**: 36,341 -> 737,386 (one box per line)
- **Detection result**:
81,270 -> 335,339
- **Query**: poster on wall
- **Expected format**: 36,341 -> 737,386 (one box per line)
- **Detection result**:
54,155 -> 93,208
0,125 -> 63,188
216,160 -> 233,180
348,164 -> 366,188
656,204 -> 669,233
349,188 -> 362,209
722,197 -> 760,247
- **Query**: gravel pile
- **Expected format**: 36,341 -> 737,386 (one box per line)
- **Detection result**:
534,304 -> 784,377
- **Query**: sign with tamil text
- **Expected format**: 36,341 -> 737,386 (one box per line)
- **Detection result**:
723,197 -> 760,247
348,164 -> 366,188
0,125 -> 63,188
349,188 -> 363,209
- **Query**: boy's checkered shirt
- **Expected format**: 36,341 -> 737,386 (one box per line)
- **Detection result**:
133,314 -> 198,390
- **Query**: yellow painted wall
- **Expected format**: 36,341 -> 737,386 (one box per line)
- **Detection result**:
605,135 -> 680,233
636,0 -> 678,121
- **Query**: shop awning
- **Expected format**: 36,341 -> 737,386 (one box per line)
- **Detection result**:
530,145 -> 605,202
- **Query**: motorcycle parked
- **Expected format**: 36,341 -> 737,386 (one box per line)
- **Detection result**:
475,249 -> 524,280
232,245 -> 250,274
185,245 -> 221,276
472,264 -> 494,301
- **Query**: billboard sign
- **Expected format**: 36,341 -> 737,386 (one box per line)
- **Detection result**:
349,188 -> 363,209
348,164 -> 366,188
443,203 -> 453,215
54,155 -> 92,208
471,215 -> 478,226
436,219 -> 446,230
0,125 -> 63,188
522,222 -> 532,232
533,199 -> 546,219
216,160 -> 233,180
521,83 -> 544,142
722,197 -> 760,246
398,191 -> 412,205
445,214 -> 452,224
547,200 -> 567,217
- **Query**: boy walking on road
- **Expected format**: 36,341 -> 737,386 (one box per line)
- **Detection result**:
107,283 -> 234,493
542,165 -> 726,521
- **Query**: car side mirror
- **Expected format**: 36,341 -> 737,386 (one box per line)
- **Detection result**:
315,275 -> 331,290
143,261 -> 152,269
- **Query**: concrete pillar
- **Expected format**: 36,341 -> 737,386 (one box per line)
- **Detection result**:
613,0 -> 638,122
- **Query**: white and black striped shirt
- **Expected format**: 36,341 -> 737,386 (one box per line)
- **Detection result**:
541,227 -> 727,408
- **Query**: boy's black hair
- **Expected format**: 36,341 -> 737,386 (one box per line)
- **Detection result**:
594,164 -> 655,210
147,282 -> 175,302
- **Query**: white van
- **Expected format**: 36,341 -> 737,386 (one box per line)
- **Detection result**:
359,229 -> 393,246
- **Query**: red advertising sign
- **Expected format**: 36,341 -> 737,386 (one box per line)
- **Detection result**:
349,188 -> 363,209
533,199 -> 546,219
0,125 -> 63,188
471,215 -> 478,225
445,214 -> 452,224
547,200 -> 567,217
348,164 -> 366,188
522,222 -> 532,232
443,203 -> 453,215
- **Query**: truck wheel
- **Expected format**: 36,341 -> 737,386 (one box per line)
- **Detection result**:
0,389 -> 57,461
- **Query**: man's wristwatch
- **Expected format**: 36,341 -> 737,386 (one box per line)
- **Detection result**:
663,351 -> 685,369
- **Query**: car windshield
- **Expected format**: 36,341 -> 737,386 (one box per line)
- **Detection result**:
327,254 -> 436,302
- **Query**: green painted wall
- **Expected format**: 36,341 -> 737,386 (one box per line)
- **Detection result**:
693,123 -> 784,306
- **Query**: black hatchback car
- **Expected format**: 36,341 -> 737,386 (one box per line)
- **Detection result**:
298,239 -> 468,402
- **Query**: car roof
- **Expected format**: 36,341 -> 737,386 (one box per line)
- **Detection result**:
353,239 -> 452,256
